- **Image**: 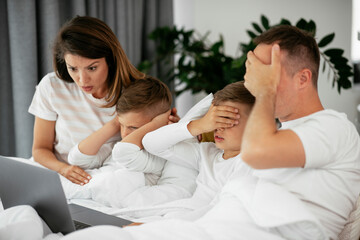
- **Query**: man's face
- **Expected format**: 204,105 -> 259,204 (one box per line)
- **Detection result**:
214,101 -> 251,159
253,44 -> 297,121
118,111 -> 152,138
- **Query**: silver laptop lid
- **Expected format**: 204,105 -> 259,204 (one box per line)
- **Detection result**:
0,156 -> 75,234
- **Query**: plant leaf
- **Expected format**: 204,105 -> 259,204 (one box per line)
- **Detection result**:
261,15 -> 270,29
322,60 -> 327,73
318,33 -> 335,48
137,60 -> 153,73
246,30 -> 257,39
324,48 -> 344,58
210,41 -> 224,54
337,79 -> 341,93
232,54 -> 247,68
341,78 -> 352,89
279,18 -> 292,26
307,20 -> 316,37
296,18 -> 307,30
252,22 -> 263,33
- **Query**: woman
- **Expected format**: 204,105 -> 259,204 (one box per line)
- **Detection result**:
28,16 -> 176,185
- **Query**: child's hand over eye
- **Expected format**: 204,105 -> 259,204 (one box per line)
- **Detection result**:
187,104 -> 240,136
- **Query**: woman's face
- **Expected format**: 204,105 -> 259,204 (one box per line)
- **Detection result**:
64,54 -> 109,99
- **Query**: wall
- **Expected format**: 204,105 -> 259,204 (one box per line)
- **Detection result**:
174,0 -> 360,126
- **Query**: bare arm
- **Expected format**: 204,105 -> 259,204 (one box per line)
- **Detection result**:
242,44 -> 305,169
121,110 -> 171,149
32,117 -> 91,185
77,117 -> 120,155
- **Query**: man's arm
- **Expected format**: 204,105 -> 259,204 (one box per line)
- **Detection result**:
242,44 -> 305,169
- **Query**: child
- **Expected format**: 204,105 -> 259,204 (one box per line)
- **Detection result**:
62,76 -> 198,208
142,81 -> 255,219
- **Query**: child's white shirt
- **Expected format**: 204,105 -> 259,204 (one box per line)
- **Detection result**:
143,121 -> 253,211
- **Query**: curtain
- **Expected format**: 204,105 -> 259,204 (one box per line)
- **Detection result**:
0,0 -> 173,158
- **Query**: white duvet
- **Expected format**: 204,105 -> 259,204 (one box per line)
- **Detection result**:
61,174 -> 328,240
1,174 -> 329,240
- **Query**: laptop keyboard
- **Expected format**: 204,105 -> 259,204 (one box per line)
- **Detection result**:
73,220 -> 91,230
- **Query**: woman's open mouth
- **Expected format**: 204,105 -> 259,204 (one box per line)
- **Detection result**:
82,86 -> 93,92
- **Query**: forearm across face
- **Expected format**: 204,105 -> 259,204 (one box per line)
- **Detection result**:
78,117 -> 120,155
122,110 -> 170,149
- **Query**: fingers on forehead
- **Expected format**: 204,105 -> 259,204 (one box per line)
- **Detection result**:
217,105 -> 238,112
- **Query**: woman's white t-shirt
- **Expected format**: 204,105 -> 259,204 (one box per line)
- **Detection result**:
28,72 -> 120,165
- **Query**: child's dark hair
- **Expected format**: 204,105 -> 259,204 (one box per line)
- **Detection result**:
212,81 -> 255,112
116,76 -> 172,117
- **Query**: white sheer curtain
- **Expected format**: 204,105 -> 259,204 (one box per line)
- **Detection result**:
0,0 -> 173,158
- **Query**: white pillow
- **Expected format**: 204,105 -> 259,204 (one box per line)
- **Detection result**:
338,195 -> 360,240
0,205 -> 44,240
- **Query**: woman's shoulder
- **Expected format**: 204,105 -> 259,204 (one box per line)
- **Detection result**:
39,72 -> 70,86
38,72 -> 78,92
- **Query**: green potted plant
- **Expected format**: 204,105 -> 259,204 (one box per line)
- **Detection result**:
139,15 -> 353,95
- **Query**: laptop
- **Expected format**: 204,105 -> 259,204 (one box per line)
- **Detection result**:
0,156 -> 132,234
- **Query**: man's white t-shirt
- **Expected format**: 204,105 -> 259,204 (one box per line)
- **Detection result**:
253,109 -> 360,239
28,72 -> 120,165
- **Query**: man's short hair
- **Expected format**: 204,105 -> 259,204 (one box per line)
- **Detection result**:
212,81 -> 255,113
116,76 -> 172,118
254,25 -> 320,88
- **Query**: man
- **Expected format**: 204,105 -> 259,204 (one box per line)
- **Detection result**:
241,25 -> 360,239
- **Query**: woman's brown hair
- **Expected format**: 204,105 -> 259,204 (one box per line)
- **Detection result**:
53,16 -> 145,107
